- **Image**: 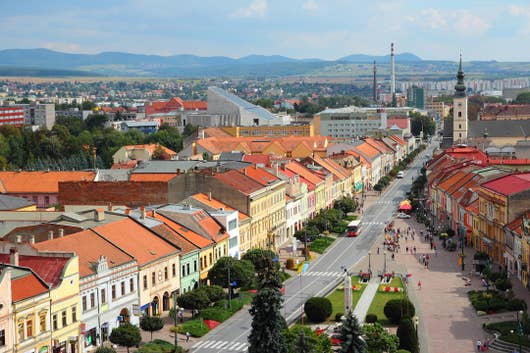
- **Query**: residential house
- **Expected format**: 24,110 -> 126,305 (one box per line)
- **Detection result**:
0,268 -> 13,353
283,161 -> 325,217
0,195 -> 36,211
112,144 -> 177,166
34,229 -> 139,352
504,212 -> 530,287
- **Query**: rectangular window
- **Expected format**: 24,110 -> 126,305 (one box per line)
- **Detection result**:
0,329 -> 5,346
112,285 -> 116,300
152,272 -> 155,285
26,320 -> 33,337
121,281 -> 125,296
130,278 -> 134,292
194,260 -> 197,272
39,315 -> 46,332
143,275 -> 148,289
164,267 -> 168,281
186,263 -> 190,276
90,293 -> 95,308
17,322 -> 23,341
228,219 -> 237,230
209,253 -> 212,265
72,306 -> 77,323
101,289 -> 106,304
52,314 -> 58,330
172,264 -> 176,277
182,265 -> 186,277
82,296 -> 87,312
61,311 -> 67,327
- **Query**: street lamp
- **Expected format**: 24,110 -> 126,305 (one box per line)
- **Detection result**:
303,222 -> 308,261
368,251 -> 371,274
517,310 -> 524,353
383,251 -> 387,274
172,292 -> 179,349
459,222 -> 466,271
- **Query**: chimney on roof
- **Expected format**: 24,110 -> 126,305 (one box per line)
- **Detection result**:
108,202 -> 112,211
141,206 -> 146,220
58,228 -> 64,238
9,248 -> 18,266
275,163 -> 279,177
29,235 -> 35,244
15,235 -> 22,243
95,208 -> 105,222
243,168 -> 247,176
48,231 -> 54,241
208,192 -> 212,201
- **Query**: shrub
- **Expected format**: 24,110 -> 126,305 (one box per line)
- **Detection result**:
177,289 -> 210,310
335,313 -> 343,322
365,313 -> 378,323
384,299 -> 416,324
397,350 -> 412,353
488,272 -> 505,282
198,285 -> 226,302
285,258 -> 295,270
304,297 -> 332,323
397,318 -> 419,353
95,348 -> 117,353
136,339 -> 177,353
176,319 -> 209,337
474,252 -> 490,261
507,298 -> 527,311
495,278 -> 512,291
446,242 -> 457,251
199,307 -> 232,322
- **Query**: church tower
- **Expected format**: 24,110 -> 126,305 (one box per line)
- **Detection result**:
453,54 -> 468,144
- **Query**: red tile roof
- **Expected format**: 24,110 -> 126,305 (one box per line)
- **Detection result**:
94,218 -> 178,266
0,254 -> 69,287
242,154 -> 271,166
213,170 -> 264,195
9,270 -> 48,302
387,117 -> 410,130
153,213 -> 213,248
0,171 -> 95,193
284,161 -> 323,186
242,166 -> 280,186
34,229 -> 135,278
130,173 -> 179,182
190,193 -> 249,221
481,172 -> 530,196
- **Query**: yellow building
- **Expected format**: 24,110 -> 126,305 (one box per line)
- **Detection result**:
221,124 -> 314,137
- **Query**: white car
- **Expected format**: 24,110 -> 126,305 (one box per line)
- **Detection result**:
397,213 -> 411,219
396,171 -> 405,178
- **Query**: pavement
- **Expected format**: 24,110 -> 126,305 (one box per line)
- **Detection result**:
352,279 -> 379,325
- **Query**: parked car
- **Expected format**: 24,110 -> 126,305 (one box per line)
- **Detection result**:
397,212 -> 411,219
396,171 -> 405,178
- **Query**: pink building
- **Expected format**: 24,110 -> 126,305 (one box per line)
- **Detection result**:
0,267 -> 14,353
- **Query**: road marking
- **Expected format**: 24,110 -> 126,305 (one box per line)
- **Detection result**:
192,340 -> 248,351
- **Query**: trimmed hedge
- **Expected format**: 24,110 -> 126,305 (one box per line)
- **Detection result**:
383,299 -> 415,324
365,313 -> 378,323
304,297 -> 332,323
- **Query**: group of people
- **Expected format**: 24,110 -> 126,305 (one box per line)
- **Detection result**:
476,338 -> 490,351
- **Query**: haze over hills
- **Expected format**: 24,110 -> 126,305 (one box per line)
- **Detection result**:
0,48 -> 530,79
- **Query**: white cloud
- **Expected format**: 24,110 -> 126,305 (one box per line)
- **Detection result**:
408,8 -> 489,35
509,5 -> 530,35
231,0 -> 268,18
302,0 -> 318,11
42,42 -> 82,53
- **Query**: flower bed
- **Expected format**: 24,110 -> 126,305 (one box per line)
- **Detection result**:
379,286 -> 403,293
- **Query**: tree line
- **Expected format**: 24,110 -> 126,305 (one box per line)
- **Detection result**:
0,115 -> 195,170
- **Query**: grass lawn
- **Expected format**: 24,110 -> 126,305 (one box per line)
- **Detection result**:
485,321 -> 530,347
367,277 -> 405,325
309,236 -> 335,254
326,275 -> 367,322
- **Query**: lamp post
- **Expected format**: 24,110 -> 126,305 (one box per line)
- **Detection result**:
517,310 -> 523,353
227,259 -> 232,309
459,222 -> 465,271
368,251 -> 372,274
172,292 -> 179,349
383,251 -> 387,274
303,222 -> 308,261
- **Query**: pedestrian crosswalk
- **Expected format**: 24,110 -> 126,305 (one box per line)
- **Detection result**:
192,340 -> 248,351
362,221 -> 386,225
374,200 -> 399,205
302,271 -> 343,277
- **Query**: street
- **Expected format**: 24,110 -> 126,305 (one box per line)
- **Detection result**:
191,142 -> 436,353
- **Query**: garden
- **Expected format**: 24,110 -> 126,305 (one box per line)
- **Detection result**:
326,275 -> 367,322
484,320 -> 530,347
367,277 -> 407,325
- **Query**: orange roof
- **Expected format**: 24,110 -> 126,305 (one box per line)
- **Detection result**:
130,173 -> 179,182
190,193 -> 249,221
389,135 -> 406,146
124,143 -> 177,156
159,209 -> 228,243
214,170 -> 264,195
94,218 -> 178,266
312,155 -> 351,180
153,213 -> 213,248
182,101 -> 208,110
202,127 -> 232,138
0,171 -> 95,194
437,170 -> 469,193
354,142 -> 381,159
284,161 -> 324,186
10,271 -> 49,302
34,229 -> 136,278
242,166 -> 280,186
150,223 -> 200,255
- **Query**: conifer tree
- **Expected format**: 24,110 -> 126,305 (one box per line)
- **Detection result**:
338,312 -> 367,353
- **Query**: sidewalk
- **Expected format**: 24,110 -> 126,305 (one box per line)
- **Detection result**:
352,278 -> 379,324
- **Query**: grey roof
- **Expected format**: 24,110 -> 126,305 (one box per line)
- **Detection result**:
95,169 -> 130,181
208,86 -> 278,121
123,121 -> 158,127
0,195 -> 34,211
51,210 -> 127,229
132,160 -> 202,173
218,152 -> 245,161
469,120 -> 530,138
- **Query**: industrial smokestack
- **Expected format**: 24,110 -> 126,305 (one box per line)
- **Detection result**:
373,60 -> 377,102
390,43 -> 396,99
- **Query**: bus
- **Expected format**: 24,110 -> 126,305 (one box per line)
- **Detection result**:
346,220 -> 362,237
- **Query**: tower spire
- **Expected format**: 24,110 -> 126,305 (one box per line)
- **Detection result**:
455,53 -> 466,97
373,60 -> 377,102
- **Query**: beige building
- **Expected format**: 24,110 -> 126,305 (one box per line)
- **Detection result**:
0,268 -> 13,353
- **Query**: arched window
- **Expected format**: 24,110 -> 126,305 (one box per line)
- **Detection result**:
459,124 -> 461,129
458,111 -> 462,117
162,292 -> 170,312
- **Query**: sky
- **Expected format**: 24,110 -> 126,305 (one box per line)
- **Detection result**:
3,0 -> 530,61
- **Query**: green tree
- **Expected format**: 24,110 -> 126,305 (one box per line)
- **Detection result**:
410,112 -> 435,138
285,325 -> 332,353
304,297 -> 332,323
94,347 -> 117,353
183,123 -> 198,137
109,323 -> 142,353
177,289 -> 210,310
362,322 -> 399,353
207,257 -> 255,289
140,316 -> 164,341
396,318 -> 419,353
515,92 -> 530,104
338,312 -> 367,353
85,114 -> 108,131
242,249 -> 278,273
383,299 -> 416,324
333,197 -> 358,214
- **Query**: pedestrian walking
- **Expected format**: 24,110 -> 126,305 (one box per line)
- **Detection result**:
413,246 -> 417,254
406,246 -> 409,253
430,241 -> 433,250
485,337 -> 490,349
476,340 -> 481,351
377,247 -> 380,255
178,308 -> 184,323
417,280 -> 422,290
426,254 -> 430,262
392,253 -> 395,261
186,331 -> 191,342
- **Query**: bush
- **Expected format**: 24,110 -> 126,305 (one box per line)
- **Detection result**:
199,307 -> 232,322
95,348 -> 117,353
397,350 -> 412,353
136,339 -> 178,353
384,299 -> 416,324
507,298 -> 527,311
176,319 -> 209,337
304,297 -> 332,323
495,278 -> 513,291
488,272 -> 505,282
446,242 -> 457,251
365,313 -> 378,323
198,285 -> 226,302
474,252 -> 490,261
177,289 -> 210,310
397,318 -> 419,353
335,313 -> 344,322
285,258 -> 295,270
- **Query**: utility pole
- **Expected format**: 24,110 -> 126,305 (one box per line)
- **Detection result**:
228,260 -> 232,309
173,292 -> 178,349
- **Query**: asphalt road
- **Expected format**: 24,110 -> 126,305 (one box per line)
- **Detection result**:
192,141 -> 437,353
